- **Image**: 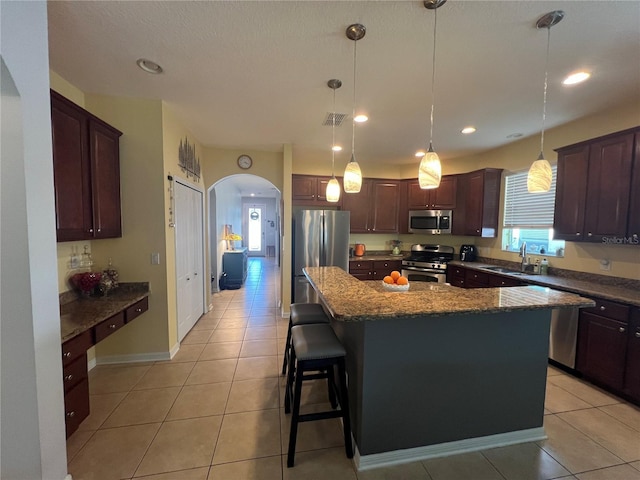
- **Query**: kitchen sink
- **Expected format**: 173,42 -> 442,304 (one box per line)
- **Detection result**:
481,266 -> 525,275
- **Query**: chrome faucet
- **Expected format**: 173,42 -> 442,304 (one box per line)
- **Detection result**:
519,242 -> 528,272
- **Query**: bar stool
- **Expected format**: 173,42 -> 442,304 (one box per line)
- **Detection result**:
284,323 -> 353,468
281,303 -> 330,375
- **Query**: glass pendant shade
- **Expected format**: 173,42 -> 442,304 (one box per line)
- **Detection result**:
418,149 -> 442,189
326,176 -> 341,202
527,154 -> 552,193
344,155 -> 362,193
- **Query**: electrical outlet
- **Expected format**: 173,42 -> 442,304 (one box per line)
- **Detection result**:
599,259 -> 611,271
151,253 -> 160,265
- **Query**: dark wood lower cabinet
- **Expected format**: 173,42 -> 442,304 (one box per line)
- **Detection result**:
61,295 -> 149,437
577,312 -> 628,391
349,259 -> 402,281
624,308 -> 640,400
64,377 -> 90,436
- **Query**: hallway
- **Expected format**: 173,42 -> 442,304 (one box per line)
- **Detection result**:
66,257 -> 640,479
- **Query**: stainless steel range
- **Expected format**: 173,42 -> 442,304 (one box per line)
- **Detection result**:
401,244 -> 455,283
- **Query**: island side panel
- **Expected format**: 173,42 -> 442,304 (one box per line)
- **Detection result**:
331,319 -> 367,445
335,310 -> 551,456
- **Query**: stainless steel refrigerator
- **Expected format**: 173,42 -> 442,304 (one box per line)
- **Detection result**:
292,210 -> 350,303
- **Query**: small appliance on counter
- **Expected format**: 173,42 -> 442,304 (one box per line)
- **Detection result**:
354,243 -> 366,257
459,245 -> 478,262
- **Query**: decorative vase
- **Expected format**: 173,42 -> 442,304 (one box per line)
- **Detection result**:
392,246 -> 401,255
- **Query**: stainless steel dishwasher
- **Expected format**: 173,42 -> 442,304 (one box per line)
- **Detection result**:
549,307 -> 580,368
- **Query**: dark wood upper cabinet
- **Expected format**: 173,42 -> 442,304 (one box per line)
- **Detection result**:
51,90 -> 122,242
554,127 -> 639,242
553,144 -> 590,240
625,133 -> 640,241
452,169 -> 502,237
583,133 -> 634,239
406,175 -> 457,210
342,179 -> 400,233
292,174 -> 343,207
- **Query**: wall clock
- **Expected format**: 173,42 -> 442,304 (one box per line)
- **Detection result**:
237,155 -> 253,169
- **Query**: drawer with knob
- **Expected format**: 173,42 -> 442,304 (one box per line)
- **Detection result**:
582,298 -> 629,323
62,353 -> 88,393
65,377 -> 90,438
61,329 -> 93,367
94,311 -> 126,343
126,296 -> 149,323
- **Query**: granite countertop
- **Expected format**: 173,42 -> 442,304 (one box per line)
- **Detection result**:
60,283 -> 150,343
449,260 -> 640,307
304,266 -> 593,322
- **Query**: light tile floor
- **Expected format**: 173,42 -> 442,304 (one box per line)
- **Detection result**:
67,257 -> 640,480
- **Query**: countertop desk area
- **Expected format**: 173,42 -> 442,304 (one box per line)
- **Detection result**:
303,266 -> 594,471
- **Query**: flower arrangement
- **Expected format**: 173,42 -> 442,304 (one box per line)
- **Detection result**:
390,239 -> 402,255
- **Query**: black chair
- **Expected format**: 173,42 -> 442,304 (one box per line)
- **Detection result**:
284,323 -> 353,468
281,303 -> 330,375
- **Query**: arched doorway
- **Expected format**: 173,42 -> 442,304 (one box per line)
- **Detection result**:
208,174 -> 282,305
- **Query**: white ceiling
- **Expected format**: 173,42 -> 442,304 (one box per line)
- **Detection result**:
48,1 -> 640,178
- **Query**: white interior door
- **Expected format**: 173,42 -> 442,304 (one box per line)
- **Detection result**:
175,180 -> 205,342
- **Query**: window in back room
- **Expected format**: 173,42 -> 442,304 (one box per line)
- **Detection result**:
502,166 -> 565,257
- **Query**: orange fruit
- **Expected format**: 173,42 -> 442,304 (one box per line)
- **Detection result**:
390,271 -> 401,281
383,276 -> 395,284
396,276 -> 409,285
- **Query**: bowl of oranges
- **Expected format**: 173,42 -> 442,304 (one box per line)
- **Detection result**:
382,270 -> 410,292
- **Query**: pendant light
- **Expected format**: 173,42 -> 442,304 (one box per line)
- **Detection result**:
326,79 -> 342,203
527,10 -> 564,193
419,0 -> 446,190
344,23 -> 365,194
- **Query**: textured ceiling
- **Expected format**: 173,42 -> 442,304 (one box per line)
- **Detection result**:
48,0 -> 640,173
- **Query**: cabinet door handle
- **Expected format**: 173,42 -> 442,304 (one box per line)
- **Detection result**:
194,272 -> 198,276
576,232 -> 581,236
600,306 -> 606,311
64,374 -> 73,381
187,277 -> 190,281
619,327 -> 626,333
97,228 -> 101,233
66,411 -> 75,418
635,332 -> 640,338
109,324 -> 117,329
136,307 -> 142,313
88,228 -> 94,233
63,351 -> 72,358
588,232 -> 593,237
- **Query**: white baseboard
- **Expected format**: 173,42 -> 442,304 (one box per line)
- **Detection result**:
354,427 -> 547,471
94,350 -> 173,366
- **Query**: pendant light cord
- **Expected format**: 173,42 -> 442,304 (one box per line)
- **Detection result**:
351,38 -> 357,158
540,26 -> 551,156
429,5 -> 438,149
332,86 -> 336,176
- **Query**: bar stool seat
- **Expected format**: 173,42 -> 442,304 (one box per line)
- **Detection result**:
281,303 -> 330,375
284,323 -> 353,468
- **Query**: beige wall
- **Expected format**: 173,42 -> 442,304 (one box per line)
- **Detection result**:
83,94 -> 171,359
161,104 -> 205,349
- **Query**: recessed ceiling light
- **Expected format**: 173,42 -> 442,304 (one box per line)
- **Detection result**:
461,126 -> 476,134
136,58 -> 163,74
507,133 -> 523,139
563,71 -> 590,85
332,145 -> 342,152
415,151 -> 426,157
354,114 -> 368,123
250,193 -> 255,197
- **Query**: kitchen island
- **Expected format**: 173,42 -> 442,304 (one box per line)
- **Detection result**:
303,266 -> 594,470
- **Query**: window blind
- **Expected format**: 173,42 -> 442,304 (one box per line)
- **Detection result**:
503,166 -> 557,228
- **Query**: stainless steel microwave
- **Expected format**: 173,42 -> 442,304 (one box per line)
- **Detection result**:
408,210 -> 452,234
